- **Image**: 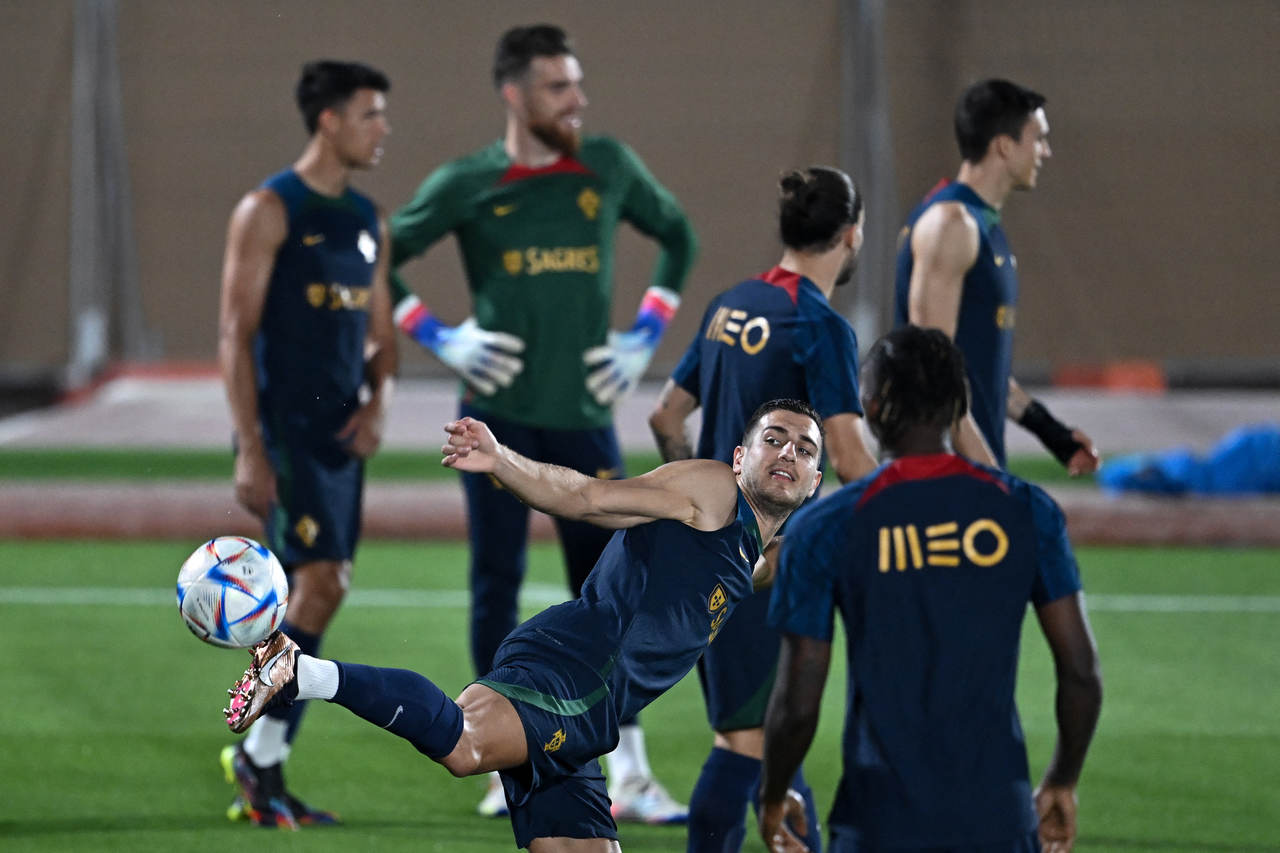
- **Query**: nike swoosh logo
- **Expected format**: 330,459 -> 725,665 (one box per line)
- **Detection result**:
493,204 -> 517,217
385,705 -> 404,728
302,233 -> 325,246
257,648 -> 290,687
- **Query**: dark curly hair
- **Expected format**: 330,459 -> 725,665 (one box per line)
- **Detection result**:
862,326 -> 968,448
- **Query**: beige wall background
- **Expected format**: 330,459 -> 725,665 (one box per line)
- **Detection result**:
2,0 -> 1277,378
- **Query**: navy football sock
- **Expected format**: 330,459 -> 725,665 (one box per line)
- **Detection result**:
331,662 -> 464,760
751,765 -> 822,853
687,747 -> 758,853
266,621 -> 320,743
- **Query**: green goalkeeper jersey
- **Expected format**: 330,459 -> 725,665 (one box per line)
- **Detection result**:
390,136 -> 696,429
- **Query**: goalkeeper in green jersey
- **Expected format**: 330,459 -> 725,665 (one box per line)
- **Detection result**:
389,24 -> 696,824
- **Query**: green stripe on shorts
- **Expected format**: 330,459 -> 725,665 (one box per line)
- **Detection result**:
476,678 -> 611,717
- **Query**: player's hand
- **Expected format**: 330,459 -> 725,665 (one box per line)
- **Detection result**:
583,329 -> 657,406
1034,783 -> 1078,853
399,302 -> 524,396
335,399 -> 386,460
233,443 -> 277,521
758,790 -> 811,853
441,416 -> 502,472
1066,429 -> 1101,477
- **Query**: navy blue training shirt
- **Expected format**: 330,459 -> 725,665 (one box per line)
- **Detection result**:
254,169 -> 380,435
770,454 -> 1081,847
673,266 -> 862,464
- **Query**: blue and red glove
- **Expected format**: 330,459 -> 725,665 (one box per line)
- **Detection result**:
583,286 -> 680,405
394,295 -> 525,396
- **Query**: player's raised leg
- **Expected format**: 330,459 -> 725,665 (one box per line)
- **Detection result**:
224,633 -> 529,776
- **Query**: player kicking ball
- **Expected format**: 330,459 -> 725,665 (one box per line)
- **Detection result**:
221,400 -> 824,851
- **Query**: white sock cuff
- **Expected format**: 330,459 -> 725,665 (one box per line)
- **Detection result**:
606,722 -> 652,782
295,655 -> 340,702
243,716 -> 289,767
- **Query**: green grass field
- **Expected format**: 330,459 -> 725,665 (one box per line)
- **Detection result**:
2,541 -> 1277,852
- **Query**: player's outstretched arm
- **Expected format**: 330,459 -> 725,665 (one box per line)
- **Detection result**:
218,190 -> 286,520
442,417 -> 738,530
759,632 -> 830,853
1033,592 -> 1103,853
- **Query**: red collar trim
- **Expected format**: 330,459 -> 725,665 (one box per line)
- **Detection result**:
498,157 -> 593,184
923,178 -> 952,203
759,265 -> 803,305
857,454 -> 1008,509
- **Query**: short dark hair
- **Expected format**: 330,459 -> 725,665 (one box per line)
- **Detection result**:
493,24 -> 574,87
862,326 -> 968,448
777,166 -> 863,252
742,398 -> 825,447
296,60 -> 390,135
954,79 -> 1046,163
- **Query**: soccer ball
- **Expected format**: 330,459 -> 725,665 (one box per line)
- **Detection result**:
176,536 -> 288,649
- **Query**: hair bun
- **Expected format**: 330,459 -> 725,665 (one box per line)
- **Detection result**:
779,170 -> 808,197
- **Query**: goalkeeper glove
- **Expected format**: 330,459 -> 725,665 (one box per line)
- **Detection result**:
394,295 -> 524,396
584,286 -> 680,405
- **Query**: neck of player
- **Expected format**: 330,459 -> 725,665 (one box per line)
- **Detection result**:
778,249 -> 845,299
956,160 -> 1013,211
882,425 -> 954,461
739,489 -> 791,547
504,119 -> 563,169
293,139 -> 351,198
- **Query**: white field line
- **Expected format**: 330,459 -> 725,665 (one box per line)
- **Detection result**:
0,583 -> 572,608
1,587 -> 1279,613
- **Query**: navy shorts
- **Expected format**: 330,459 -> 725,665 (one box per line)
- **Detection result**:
828,827 -> 1042,853
477,647 -> 620,847
259,429 -> 363,567
502,758 -> 615,849
698,586 -> 780,730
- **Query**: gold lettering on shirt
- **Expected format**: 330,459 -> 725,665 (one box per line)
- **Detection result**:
521,246 -> 600,276
878,519 -> 1008,571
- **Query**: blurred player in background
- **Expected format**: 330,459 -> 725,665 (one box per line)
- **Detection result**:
389,23 -> 696,821
649,167 -> 878,852
894,78 -> 1100,475
760,326 -> 1102,853
221,400 -> 824,851
217,60 -> 396,828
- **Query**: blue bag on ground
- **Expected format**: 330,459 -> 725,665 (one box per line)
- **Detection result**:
1098,423 -> 1280,496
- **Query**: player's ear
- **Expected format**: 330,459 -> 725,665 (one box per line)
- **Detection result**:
316,105 -> 341,136
731,444 -> 745,475
807,471 -> 821,499
500,80 -> 523,113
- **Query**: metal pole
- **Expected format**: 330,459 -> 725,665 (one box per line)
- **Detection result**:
838,0 -> 898,349
68,0 -> 106,387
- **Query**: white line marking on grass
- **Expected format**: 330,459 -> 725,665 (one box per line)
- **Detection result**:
2,588 -> 1279,613
1087,594 -> 1280,613
0,583 -> 573,608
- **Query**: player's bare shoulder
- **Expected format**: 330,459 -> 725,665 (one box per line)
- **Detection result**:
912,200 -> 979,262
227,187 -> 288,248
635,458 -> 741,531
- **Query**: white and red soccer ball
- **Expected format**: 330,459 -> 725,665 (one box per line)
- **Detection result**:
176,536 -> 288,649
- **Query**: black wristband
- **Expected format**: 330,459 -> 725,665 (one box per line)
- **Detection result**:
1017,399 -> 1082,467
